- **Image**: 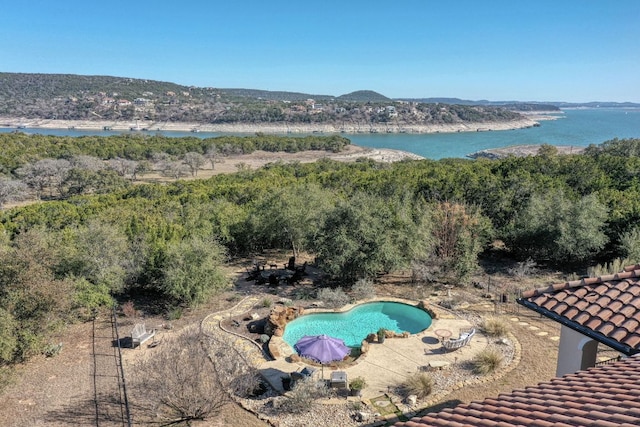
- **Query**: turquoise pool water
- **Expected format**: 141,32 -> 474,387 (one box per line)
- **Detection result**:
283,301 -> 432,348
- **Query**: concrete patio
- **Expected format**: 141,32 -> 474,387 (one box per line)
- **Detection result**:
259,316 -> 490,399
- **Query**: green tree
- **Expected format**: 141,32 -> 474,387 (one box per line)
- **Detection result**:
248,183 -> 334,257
620,226 -> 640,263
0,229 -> 73,361
61,220 -> 133,293
0,308 -> 18,363
314,192 -> 430,283
506,191 -> 608,263
160,236 -> 229,305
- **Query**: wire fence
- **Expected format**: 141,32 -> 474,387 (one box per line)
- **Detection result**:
90,307 -> 132,427
111,306 -> 132,427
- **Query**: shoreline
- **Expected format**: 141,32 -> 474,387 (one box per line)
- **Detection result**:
0,116 -> 539,135
468,144 -> 585,159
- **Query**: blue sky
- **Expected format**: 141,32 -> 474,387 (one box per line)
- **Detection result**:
2,1 -> 638,102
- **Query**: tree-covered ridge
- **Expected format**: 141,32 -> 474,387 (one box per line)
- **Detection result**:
0,133 -> 350,174
0,72 -> 524,125
2,137 -> 640,366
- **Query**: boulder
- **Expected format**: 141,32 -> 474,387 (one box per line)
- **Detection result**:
267,306 -> 303,335
406,395 -> 417,406
356,411 -> 371,422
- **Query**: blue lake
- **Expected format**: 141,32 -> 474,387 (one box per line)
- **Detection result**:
346,109 -> 640,159
2,109 -> 639,160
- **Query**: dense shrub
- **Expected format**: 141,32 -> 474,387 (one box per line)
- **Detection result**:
279,377 -> 333,414
351,278 -> 376,301
316,287 -> 350,309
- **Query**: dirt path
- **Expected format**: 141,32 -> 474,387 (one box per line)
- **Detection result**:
0,310 -> 268,427
0,316 -> 127,427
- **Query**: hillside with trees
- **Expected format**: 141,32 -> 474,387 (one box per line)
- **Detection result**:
0,72 -> 525,126
1,134 -> 640,369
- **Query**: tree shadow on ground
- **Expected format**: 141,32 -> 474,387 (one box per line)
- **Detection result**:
45,393 -> 128,426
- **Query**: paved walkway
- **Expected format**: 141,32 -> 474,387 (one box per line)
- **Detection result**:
202,296 -> 494,401
201,296 -> 267,367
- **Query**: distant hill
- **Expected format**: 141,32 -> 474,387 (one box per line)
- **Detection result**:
401,97 -> 561,111
219,88 -> 335,102
0,72 -> 190,100
549,101 -> 640,109
337,90 -> 390,102
401,97 -> 640,110
0,72 -> 542,128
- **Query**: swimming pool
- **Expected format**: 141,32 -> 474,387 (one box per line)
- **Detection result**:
283,301 -> 432,348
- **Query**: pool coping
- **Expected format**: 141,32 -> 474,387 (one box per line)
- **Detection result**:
268,296 -> 441,366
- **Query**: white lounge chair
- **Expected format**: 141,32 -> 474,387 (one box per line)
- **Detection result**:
442,328 -> 476,351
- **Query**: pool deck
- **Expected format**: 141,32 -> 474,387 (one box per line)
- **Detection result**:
203,295 -> 492,404
259,313 -> 488,400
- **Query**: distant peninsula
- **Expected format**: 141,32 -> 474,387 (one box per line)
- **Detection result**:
0,72 -> 552,134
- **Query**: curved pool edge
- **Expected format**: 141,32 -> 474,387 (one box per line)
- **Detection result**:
268,296 -> 440,362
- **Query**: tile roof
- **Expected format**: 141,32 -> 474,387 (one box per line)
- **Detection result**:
516,264 -> 640,355
396,354 -> 640,427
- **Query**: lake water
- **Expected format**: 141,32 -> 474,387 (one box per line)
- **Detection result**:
347,109 -> 640,159
2,109 -> 639,160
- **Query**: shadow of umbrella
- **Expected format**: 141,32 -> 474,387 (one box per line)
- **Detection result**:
294,334 -> 350,379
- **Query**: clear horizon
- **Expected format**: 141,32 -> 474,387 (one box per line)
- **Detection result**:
2,0 -> 639,103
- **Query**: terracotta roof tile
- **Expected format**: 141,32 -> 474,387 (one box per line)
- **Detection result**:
517,264 -> 640,355
396,356 -> 640,427
596,322 -> 616,335
610,313 -> 628,325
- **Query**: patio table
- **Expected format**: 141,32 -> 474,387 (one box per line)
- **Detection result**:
434,329 -> 452,342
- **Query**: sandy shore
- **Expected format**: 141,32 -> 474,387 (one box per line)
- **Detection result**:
0,116 -> 539,134
468,144 -> 585,159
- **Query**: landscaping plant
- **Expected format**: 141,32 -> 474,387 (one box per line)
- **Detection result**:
471,349 -> 504,374
402,372 -> 434,399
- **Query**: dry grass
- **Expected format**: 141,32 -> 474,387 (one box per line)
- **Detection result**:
403,373 -> 435,399
481,316 -> 510,337
0,255 -> 569,427
471,349 -> 504,375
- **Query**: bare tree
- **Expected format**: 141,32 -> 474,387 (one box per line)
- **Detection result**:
107,157 -> 138,179
161,161 -> 189,179
0,178 -> 29,209
151,152 -> 171,164
182,152 -> 206,176
205,145 -> 220,170
70,155 -> 105,171
129,331 -> 259,425
16,158 -> 71,198
133,160 -> 151,180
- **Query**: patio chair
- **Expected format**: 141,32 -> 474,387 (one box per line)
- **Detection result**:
290,366 -> 319,387
442,328 -> 476,351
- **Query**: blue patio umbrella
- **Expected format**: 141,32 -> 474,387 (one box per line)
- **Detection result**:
294,334 -> 350,379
